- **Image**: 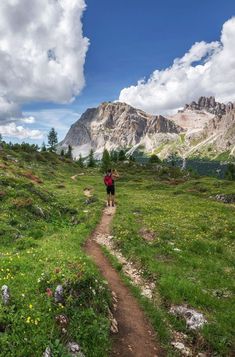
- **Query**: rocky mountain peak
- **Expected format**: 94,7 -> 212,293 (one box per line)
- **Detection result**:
183,96 -> 234,117
60,98 -> 235,159
60,101 -> 182,158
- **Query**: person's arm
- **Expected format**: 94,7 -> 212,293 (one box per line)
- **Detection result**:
112,171 -> 120,180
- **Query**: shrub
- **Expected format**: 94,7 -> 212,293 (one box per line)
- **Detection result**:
15,237 -> 38,250
225,163 -> 235,181
149,154 -> 161,164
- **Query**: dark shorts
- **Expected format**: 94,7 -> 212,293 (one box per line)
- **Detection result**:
106,185 -> 115,195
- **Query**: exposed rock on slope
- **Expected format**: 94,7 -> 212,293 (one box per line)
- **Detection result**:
61,97 -> 235,159
169,97 -> 235,158
170,97 -> 234,131
169,109 -> 215,132
184,96 -> 232,117
60,102 -> 182,158
205,108 -> 235,153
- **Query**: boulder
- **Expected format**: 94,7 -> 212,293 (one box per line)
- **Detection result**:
170,305 -> 207,330
67,342 -> 85,356
215,194 -> 235,204
1,285 -> 10,305
43,347 -> 52,357
171,342 -> 192,356
54,285 -> 64,303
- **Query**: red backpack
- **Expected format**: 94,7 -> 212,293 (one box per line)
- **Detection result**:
104,174 -> 113,186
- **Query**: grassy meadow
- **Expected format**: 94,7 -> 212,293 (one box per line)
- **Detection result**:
0,149 -> 111,357
0,147 -> 234,356
112,166 -> 235,356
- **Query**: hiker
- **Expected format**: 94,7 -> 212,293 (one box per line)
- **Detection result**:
104,169 -> 119,207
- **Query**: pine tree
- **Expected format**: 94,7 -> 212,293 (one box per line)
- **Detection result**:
41,142 -> 47,152
77,154 -> 84,168
47,128 -> 58,152
66,145 -> 73,160
0,134 -> 2,143
110,150 -> 118,162
129,154 -> 136,162
87,149 -> 95,167
167,153 -> 178,167
60,149 -> 65,156
118,149 -> 126,161
101,148 -> 111,172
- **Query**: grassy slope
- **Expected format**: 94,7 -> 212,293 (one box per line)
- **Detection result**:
1,150 -> 235,356
112,166 -> 235,356
0,150 -> 111,357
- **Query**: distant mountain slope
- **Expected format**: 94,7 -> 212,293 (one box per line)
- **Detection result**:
60,102 -> 182,158
168,97 -> 235,159
60,97 -> 235,160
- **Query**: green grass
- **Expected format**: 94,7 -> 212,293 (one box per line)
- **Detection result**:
112,172 -> 235,356
1,150 -> 235,356
214,151 -> 232,162
0,149 -> 111,357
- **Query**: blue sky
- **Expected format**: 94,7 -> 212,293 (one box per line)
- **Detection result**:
0,0 -> 235,143
79,0 -> 234,106
26,0 -> 235,110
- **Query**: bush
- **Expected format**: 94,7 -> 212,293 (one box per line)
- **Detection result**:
16,237 -> 38,250
149,154 -> 161,164
35,152 -> 47,162
225,163 -> 235,181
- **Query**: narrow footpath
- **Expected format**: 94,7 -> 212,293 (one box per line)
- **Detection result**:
85,207 -> 164,357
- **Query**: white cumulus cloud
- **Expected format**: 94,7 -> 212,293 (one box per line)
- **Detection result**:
0,123 -> 43,139
20,116 -> 36,124
24,108 -> 80,141
0,0 -> 88,139
119,17 -> 235,115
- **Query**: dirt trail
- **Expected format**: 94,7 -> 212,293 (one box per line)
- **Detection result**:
71,174 -> 79,180
85,207 -> 163,357
71,173 -> 85,180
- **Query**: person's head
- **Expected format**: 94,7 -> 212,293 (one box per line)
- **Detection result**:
107,169 -> 112,175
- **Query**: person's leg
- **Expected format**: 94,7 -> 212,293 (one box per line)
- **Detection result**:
111,186 -> 115,206
106,187 -> 111,206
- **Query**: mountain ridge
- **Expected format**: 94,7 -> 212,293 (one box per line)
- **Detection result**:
61,102 -> 182,158
60,97 -> 235,160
